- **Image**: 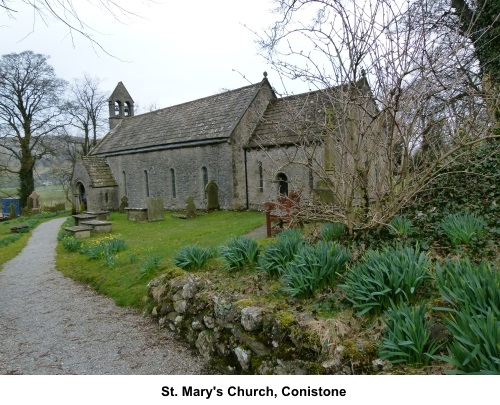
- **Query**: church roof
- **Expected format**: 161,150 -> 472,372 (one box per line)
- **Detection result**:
81,156 -> 117,188
246,78 -> 372,148
92,80 -> 270,156
246,90 -> 329,148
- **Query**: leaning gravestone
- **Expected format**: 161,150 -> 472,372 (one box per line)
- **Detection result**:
147,197 -> 165,222
205,180 -> 220,211
186,195 -> 197,219
119,196 -> 129,213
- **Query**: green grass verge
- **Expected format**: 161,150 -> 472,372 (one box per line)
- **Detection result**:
56,210 -> 265,308
0,211 -> 70,269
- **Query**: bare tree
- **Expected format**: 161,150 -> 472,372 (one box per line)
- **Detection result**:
255,0 -> 498,234
65,74 -> 107,155
46,132 -> 84,204
0,50 -> 66,207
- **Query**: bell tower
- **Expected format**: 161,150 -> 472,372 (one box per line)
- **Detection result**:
108,81 -> 134,130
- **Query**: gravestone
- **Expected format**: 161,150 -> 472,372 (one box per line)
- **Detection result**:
205,180 -> 220,211
119,196 -> 129,213
28,191 -> 40,214
147,197 -> 165,222
186,195 -> 197,219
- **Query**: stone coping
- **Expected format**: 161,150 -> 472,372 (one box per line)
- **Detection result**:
80,220 -> 112,226
72,213 -> 98,219
65,225 -> 93,231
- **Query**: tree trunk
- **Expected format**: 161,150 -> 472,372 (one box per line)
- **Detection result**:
19,160 -> 35,209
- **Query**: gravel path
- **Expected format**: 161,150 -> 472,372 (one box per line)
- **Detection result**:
0,217 -> 207,375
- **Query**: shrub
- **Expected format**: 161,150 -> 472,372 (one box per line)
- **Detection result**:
388,215 -> 412,238
174,245 -> 213,270
435,259 -> 499,317
379,301 -> 441,366
258,229 -> 304,277
280,241 -> 350,298
340,245 -> 431,315
439,307 -> 500,374
321,222 -> 345,242
220,236 -> 259,270
440,212 -> 487,247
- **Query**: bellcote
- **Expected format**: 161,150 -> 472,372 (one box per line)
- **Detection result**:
108,81 -> 134,130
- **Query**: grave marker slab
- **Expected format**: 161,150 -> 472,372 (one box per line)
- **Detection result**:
147,197 -> 165,221
206,180 -> 220,211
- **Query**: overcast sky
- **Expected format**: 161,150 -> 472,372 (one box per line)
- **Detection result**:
0,0 -> 308,112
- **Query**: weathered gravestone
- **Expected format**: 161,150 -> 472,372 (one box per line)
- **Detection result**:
205,180 -> 220,211
28,191 -> 40,214
119,196 -> 129,213
186,195 -> 197,219
147,197 -> 165,222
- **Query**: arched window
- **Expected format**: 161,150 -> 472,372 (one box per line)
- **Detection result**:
144,170 -> 150,198
202,166 -> 208,191
170,168 -> 176,198
124,101 -> 131,117
122,171 -> 128,196
258,161 -> 263,193
277,173 -> 288,196
114,101 -> 121,116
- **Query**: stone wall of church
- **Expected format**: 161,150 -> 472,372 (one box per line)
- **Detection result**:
230,84 -> 275,210
245,144 -> 325,210
106,142 -> 234,211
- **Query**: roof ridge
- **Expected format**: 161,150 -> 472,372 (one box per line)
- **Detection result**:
133,82 -> 262,118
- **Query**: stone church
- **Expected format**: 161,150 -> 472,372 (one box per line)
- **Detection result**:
72,74 -> 383,213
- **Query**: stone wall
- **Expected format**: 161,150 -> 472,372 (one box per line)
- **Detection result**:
230,84 -> 275,210
148,271 -> 378,375
245,145 -> 325,210
106,143 -> 233,211
71,160 -> 119,212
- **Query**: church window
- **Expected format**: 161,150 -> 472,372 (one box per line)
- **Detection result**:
114,101 -> 121,116
202,167 -> 208,191
144,170 -> 150,197
124,101 -> 131,117
258,161 -> 263,192
122,171 -> 128,196
170,168 -> 176,198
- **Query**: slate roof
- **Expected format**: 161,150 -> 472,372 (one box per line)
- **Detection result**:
246,90 -> 329,148
246,78 -> 373,149
82,157 -> 117,188
91,81 -> 269,156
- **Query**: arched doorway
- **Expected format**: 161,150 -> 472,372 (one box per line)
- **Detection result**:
277,173 -> 288,196
76,182 -> 87,211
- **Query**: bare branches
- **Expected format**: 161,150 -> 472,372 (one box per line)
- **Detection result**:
256,0 -> 498,234
66,74 -> 107,155
0,51 -> 67,206
1,0 -> 155,58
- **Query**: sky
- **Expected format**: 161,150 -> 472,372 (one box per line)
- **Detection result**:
0,0 -> 308,112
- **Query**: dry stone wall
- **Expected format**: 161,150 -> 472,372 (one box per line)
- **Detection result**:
147,271 -> 379,375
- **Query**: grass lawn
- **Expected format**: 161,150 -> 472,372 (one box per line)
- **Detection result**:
0,185 -> 67,207
56,210 -> 266,308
